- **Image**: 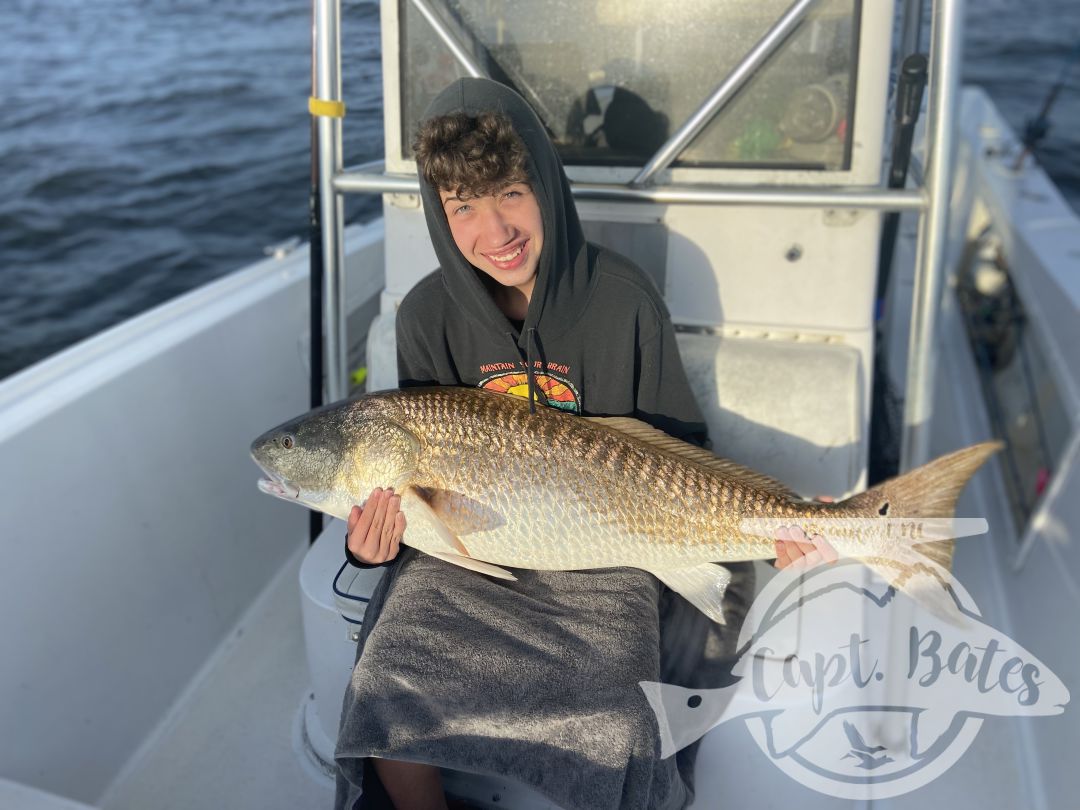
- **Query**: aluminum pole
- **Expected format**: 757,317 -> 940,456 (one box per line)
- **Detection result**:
308,0 -> 327,544
565,185 -> 923,210
406,0 -> 571,131
900,0 -> 963,471
631,0 -> 820,187
877,4 -> 965,759
898,0 -> 925,62
315,0 -> 347,402
408,0 -> 486,78
334,163 -> 926,211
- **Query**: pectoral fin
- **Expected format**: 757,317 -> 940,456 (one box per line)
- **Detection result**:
427,551 -> 518,581
402,485 -> 472,556
650,563 -> 733,625
400,486 -> 517,580
410,485 -> 505,536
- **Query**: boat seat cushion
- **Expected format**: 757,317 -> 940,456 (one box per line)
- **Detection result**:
675,331 -> 863,498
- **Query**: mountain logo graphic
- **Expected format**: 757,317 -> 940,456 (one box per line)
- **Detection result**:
479,371 -> 580,412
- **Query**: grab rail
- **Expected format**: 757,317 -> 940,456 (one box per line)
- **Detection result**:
335,162 -> 926,211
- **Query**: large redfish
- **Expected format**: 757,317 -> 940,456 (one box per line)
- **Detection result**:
251,387 -> 1000,624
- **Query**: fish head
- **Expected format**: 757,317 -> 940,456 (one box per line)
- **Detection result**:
250,396 -> 420,520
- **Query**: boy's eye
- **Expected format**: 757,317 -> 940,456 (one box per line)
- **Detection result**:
453,203 -> 471,215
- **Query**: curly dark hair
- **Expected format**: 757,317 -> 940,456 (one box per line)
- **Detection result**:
413,110 -> 530,200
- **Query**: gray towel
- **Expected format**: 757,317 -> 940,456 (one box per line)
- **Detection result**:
334,549 -> 753,810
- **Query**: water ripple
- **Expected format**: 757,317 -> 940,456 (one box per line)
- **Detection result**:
0,0 -> 1075,380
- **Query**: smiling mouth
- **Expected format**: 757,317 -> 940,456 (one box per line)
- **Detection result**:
485,239 -> 528,268
491,243 -> 524,261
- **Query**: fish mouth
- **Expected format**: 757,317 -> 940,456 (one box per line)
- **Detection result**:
257,474 -> 300,501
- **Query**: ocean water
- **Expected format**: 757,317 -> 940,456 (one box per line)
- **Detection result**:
1,0 -> 1077,380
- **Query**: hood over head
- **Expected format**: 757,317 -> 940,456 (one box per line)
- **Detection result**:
417,78 -> 593,347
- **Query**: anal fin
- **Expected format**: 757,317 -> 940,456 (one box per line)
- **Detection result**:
650,563 -> 733,625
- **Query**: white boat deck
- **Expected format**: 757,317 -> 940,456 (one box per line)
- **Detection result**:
98,545 -> 335,810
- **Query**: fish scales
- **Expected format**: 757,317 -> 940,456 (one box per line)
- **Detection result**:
389,388 -> 810,568
252,386 -> 1002,624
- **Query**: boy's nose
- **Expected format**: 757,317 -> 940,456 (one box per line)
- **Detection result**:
480,209 -> 514,245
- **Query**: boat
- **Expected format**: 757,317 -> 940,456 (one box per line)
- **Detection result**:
2,0 -> 1078,807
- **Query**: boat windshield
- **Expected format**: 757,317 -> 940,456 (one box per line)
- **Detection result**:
399,0 -> 859,171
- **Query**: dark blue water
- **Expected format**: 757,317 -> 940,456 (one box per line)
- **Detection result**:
1,0 -> 1077,380
964,0 -> 1080,197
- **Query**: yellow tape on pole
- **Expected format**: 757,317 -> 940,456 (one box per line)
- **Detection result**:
308,97 -> 346,118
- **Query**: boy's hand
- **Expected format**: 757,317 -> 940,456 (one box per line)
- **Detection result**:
347,487 -> 406,565
773,526 -> 838,570
774,496 -> 838,570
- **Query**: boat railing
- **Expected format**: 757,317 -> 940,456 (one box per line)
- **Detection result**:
311,0 -> 965,471
630,0 -> 820,187
406,0 -> 561,136
335,160 -> 926,211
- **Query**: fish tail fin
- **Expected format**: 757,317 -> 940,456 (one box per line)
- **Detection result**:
843,441 -> 1002,624
846,440 -> 1003,570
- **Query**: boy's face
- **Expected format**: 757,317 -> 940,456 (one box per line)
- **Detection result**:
439,182 -> 544,299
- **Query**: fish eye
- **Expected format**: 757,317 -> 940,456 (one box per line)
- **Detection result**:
281,434 -> 295,450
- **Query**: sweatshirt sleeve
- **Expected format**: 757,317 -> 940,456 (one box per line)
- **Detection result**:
635,312 -> 710,448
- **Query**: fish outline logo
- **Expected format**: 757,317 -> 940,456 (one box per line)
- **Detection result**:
640,532 -> 1070,799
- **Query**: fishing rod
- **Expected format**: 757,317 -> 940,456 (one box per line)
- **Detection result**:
868,53 -> 927,484
1013,40 -> 1080,171
876,52 -> 928,318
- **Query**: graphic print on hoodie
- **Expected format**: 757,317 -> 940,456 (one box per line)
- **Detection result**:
396,77 -> 707,443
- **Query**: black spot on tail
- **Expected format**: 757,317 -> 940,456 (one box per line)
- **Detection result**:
879,501 -> 890,516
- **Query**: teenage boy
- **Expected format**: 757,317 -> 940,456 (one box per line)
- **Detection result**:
337,77 -> 803,810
